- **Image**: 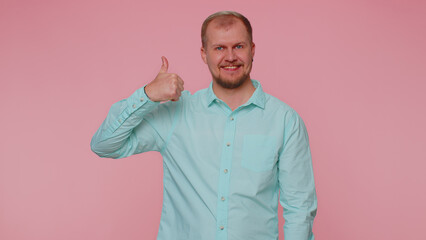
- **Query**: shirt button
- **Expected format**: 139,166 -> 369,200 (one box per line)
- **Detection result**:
224,169 -> 228,173
226,142 -> 231,147
219,226 -> 224,230
118,119 -> 122,123
140,97 -> 144,102
230,117 -> 234,121
221,196 -> 225,201
132,104 -> 136,109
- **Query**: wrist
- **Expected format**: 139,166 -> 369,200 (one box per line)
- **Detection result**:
144,84 -> 157,102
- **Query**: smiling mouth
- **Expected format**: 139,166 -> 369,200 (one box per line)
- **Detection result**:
221,65 -> 241,71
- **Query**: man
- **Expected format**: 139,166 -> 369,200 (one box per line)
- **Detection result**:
91,11 -> 317,240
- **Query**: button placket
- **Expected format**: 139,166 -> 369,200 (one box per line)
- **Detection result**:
215,114 -> 237,239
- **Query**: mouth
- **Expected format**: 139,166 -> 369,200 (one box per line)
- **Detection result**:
221,65 -> 242,71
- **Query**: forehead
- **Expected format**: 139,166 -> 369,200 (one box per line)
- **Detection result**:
205,17 -> 249,45
209,16 -> 239,30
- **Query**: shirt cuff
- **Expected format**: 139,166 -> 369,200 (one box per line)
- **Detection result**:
126,85 -> 160,114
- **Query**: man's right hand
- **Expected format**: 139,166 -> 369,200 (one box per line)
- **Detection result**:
145,56 -> 185,102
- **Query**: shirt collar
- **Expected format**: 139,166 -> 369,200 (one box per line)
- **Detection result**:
206,79 -> 266,109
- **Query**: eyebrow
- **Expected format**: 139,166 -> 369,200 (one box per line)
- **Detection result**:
211,42 -> 247,48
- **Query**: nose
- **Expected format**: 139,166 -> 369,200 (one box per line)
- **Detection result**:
225,49 -> 237,62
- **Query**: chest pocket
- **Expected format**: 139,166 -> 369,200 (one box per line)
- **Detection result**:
241,135 -> 277,172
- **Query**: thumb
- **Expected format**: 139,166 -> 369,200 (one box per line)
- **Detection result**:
159,56 -> 169,73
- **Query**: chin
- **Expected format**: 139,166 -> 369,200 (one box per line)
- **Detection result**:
214,75 -> 249,89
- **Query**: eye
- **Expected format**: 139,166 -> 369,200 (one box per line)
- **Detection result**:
216,46 -> 223,50
235,45 -> 243,49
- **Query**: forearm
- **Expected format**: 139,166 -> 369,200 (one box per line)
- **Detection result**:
281,188 -> 317,240
90,86 -> 160,158
280,147 -> 317,240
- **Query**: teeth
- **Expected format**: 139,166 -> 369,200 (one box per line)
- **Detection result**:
223,66 -> 239,69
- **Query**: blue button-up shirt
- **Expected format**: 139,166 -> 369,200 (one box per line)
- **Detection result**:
91,79 -> 317,240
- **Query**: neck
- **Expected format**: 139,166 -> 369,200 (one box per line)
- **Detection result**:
212,78 -> 255,111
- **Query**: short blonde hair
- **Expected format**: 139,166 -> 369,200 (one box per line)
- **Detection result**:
201,11 -> 253,47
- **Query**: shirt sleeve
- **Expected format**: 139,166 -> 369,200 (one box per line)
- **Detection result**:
278,111 -> 317,240
90,85 -> 177,159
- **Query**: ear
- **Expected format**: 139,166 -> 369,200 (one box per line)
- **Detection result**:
200,47 -> 207,64
251,42 -> 256,58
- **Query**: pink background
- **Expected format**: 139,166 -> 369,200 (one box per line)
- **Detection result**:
1,0 -> 425,239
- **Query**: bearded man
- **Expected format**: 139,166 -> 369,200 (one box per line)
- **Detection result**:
91,11 -> 317,240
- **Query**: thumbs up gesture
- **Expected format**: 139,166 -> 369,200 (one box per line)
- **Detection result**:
145,56 -> 185,102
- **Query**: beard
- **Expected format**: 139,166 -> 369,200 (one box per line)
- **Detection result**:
212,72 -> 250,89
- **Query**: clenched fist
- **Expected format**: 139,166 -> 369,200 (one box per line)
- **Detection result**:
145,56 -> 185,102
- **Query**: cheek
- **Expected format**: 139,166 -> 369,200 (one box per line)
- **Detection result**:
207,58 -> 219,71
243,51 -> 253,61
235,51 -> 247,61
209,55 -> 221,66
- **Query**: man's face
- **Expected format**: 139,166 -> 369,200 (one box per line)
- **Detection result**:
201,18 -> 255,89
